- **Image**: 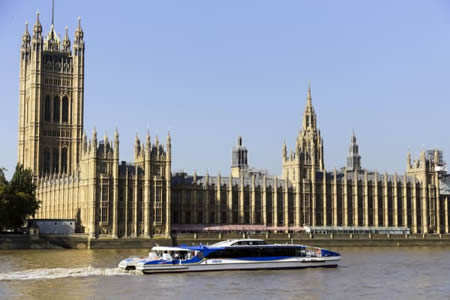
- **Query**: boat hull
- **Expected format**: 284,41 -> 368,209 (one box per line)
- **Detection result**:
137,258 -> 340,274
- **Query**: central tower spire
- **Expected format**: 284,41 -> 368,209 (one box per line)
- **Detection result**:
301,81 -> 317,131
296,82 -> 324,170
306,81 -> 312,107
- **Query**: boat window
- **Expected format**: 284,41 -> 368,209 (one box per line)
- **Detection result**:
232,240 -> 267,246
296,248 -> 306,257
206,247 -> 300,259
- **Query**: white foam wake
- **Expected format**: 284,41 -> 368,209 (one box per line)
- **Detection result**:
0,266 -> 138,281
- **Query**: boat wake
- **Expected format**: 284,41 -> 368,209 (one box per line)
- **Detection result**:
0,266 -> 139,281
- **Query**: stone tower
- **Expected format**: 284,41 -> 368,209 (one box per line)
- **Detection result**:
282,83 -> 325,226
283,84 -> 324,180
18,12 -> 85,176
346,131 -> 361,171
296,83 -> 324,173
231,136 -> 248,177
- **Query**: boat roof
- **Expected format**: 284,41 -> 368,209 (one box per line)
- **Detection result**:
210,239 -> 266,247
177,239 -> 268,251
151,246 -> 193,252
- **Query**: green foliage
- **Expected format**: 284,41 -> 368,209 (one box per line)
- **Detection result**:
0,167 -> 6,185
0,164 -> 40,231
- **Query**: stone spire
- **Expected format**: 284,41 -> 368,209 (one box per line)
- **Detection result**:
62,26 -> 71,51
104,132 -> 109,146
114,128 -> 119,143
166,131 -> 171,158
295,82 -> 324,170
307,80 -> 312,107
146,130 -> 151,149
166,130 -> 171,146
434,148 -> 440,164
91,127 -> 98,150
114,128 -> 119,157
135,133 -> 141,155
302,81 -> 317,130
74,17 -> 84,45
347,130 -> 362,171
407,152 -> 411,169
32,11 -> 42,39
22,22 -> 31,48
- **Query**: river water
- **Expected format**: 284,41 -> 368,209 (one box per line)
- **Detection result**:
0,246 -> 449,299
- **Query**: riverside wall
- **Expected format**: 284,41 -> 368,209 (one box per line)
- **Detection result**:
2,233 -> 450,250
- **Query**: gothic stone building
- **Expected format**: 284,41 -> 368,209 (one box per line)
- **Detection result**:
18,13 -> 450,238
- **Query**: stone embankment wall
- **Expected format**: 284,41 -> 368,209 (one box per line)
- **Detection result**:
2,233 -> 450,250
0,234 -> 171,250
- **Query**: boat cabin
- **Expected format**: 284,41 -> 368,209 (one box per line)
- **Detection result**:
151,246 -> 196,262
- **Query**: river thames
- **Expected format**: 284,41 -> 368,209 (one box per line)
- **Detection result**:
0,246 -> 449,299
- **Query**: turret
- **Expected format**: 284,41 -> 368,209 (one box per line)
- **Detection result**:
434,149 -> 439,166
91,127 -> 97,152
32,11 -> 43,42
104,132 -> 109,148
62,26 -> 71,52
44,23 -> 60,51
407,152 -> 412,169
114,128 -> 119,158
231,136 -> 248,177
134,134 -> 141,158
166,131 -> 172,161
74,17 -> 84,47
347,130 -> 362,171
21,22 -> 31,50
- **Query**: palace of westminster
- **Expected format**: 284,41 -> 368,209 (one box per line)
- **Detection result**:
17,12 -> 450,238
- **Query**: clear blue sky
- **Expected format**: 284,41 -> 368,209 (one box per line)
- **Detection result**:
1,0 -> 450,179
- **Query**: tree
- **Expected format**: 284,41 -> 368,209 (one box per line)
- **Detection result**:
0,167 -> 6,185
0,167 -> 7,230
0,164 -> 40,231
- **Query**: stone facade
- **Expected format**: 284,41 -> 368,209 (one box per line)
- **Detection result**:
18,13 -> 450,238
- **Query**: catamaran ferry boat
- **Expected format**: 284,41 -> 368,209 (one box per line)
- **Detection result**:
118,239 -> 340,274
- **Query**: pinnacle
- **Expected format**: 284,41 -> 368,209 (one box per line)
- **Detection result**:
306,81 -> 312,107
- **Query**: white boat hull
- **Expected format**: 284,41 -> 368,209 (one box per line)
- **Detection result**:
137,257 -> 340,274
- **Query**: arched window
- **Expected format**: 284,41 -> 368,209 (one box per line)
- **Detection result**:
52,148 -> 59,173
44,96 -> 51,121
62,96 -> 69,123
53,96 -> 60,122
61,148 -> 68,173
43,148 -> 50,174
